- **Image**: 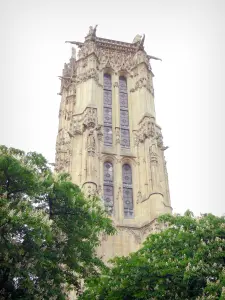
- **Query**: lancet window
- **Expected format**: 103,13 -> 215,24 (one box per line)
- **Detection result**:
103,74 -> 113,146
119,76 -> 130,148
103,162 -> 114,215
122,164 -> 133,218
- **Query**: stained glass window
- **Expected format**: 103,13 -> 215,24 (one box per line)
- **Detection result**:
103,162 -> 114,215
104,74 -> 112,146
119,76 -> 130,148
122,164 -> 133,218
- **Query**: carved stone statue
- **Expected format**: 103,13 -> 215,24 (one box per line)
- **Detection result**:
138,34 -> 145,50
87,129 -> 95,154
150,137 -> 158,164
96,124 -> 103,141
132,34 -> 142,44
87,25 -> 98,37
88,26 -> 94,35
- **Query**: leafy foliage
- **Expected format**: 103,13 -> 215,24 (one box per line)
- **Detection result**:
81,211 -> 225,300
0,145 -> 115,299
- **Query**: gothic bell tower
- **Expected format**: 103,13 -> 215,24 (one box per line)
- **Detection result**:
55,26 -> 172,261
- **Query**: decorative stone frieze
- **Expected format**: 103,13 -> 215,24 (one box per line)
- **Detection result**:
75,68 -> 99,85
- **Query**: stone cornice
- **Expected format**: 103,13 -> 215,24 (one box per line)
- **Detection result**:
95,37 -> 138,53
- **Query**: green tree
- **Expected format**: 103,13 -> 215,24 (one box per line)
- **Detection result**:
0,145 -> 115,299
81,211 -> 225,300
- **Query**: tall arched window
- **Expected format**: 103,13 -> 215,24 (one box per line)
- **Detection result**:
119,76 -> 130,148
103,162 -> 114,215
122,164 -> 133,218
103,74 -> 112,146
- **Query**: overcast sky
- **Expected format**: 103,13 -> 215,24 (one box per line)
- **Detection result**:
1,0 -> 225,216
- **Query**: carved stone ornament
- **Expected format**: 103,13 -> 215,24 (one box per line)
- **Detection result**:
116,186 -> 122,201
85,25 -> 98,40
71,106 -> 98,136
77,41 -> 99,60
97,184 -> 103,197
75,68 -> 99,85
132,34 -> 142,44
59,58 -> 77,94
96,124 -> 103,141
73,121 -> 83,135
83,107 -> 97,129
99,50 -> 131,73
137,191 -> 142,204
55,129 -> 72,172
131,75 -> 153,95
156,132 -> 163,149
133,50 -> 149,67
115,127 -> 120,144
135,115 -> 156,144
150,137 -> 158,165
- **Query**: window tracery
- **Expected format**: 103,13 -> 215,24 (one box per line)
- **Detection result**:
119,76 -> 130,148
103,74 -> 112,146
122,163 -> 133,217
103,161 -> 114,215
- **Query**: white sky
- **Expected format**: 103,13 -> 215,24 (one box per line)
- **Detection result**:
1,0 -> 225,216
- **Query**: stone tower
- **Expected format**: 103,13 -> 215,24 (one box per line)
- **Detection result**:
55,26 -> 172,262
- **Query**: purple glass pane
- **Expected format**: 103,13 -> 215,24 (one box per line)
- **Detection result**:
122,164 -> 133,218
119,76 -> 127,93
104,90 -> 112,107
103,184 -> 114,214
103,161 -> 114,215
104,107 -> 112,125
119,92 -> 128,108
124,207 -> 134,218
123,188 -> 133,209
122,164 -> 132,184
120,129 -> 130,148
104,74 -> 112,90
120,110 -> 129,128
104,126 -> 113,145
104,162 -> 113,183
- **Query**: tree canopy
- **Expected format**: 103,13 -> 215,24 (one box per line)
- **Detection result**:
80,211 -> 225,300
0,145 -> 115,299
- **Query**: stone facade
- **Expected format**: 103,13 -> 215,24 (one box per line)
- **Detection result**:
55,26 -> 172,263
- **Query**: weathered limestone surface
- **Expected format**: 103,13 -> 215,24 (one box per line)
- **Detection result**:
55,26 -> 172,264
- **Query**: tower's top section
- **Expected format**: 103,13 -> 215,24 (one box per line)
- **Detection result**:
58,25 -> 161,95
66,24 -> 146,54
